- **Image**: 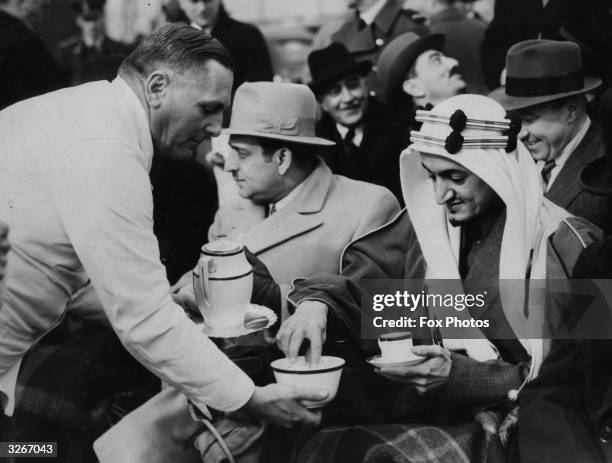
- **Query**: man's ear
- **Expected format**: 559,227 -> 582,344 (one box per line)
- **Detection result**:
402,77 -> 424,99
144,70 -> 171,109
275,147 -> 292,175
565,99 -> 582,124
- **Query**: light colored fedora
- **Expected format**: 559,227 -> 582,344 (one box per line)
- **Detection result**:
224,82 -> 335,146
489,40 -> 601,112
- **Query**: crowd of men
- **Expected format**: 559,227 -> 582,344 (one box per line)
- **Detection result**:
1,0 -> 612,462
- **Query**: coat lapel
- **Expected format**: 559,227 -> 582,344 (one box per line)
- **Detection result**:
243,161 -> 332,254
374,0 -> 402,36
546,123 -> 603,209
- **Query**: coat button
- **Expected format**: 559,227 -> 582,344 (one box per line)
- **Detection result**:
599,425 -> 612,444
372,65 -> 378,73
375,38 -> 384,47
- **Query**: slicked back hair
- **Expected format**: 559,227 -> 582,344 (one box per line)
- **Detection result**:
119,23 -> 234,78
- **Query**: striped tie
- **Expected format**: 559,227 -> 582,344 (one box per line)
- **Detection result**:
541,159 -> 556,187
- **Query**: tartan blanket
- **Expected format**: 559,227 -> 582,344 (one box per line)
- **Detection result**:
294,413 -> 509,463
0,321 -> 160,463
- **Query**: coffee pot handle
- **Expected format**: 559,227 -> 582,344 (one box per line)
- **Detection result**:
193,256 -> 213,309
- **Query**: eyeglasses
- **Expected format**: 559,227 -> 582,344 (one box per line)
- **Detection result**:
324,76 -> 363,97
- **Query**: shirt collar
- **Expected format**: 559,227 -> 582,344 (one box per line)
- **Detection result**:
336,123 -> 364,147
360,0 -> 387,25
553,116 -> 590,169
538,116 -> 591,189
190,21 -> 212,35
111,76 -> 154,171
270,175 -> 309,213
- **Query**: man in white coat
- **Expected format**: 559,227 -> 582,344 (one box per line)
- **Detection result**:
0,23 -> 323,427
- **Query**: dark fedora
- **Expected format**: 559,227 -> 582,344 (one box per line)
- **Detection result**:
489,40 -> 602,112
377,32 -> 445,106
307,43 -> 372,96
580,87 -> 612,195
71,0 -> 106,19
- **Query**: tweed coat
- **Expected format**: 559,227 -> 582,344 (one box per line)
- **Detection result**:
289,209 -> 601,409
546,123 -> 611,229
208,160 -> 400,316
330,0 -> 429,100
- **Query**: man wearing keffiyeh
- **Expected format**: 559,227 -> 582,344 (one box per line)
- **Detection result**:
281,94 -> 601,460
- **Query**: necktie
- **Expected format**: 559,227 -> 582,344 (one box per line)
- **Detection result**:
541,159 -> 556,187
266,204 -> 276,217
355,9 -> 367,30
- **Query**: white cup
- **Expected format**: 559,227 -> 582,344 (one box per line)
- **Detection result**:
378,332 -> 415,362
271,356 -> 345,408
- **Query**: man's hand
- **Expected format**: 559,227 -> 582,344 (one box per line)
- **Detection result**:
171,292 -> 200,317
376,345 -> 452,395
237,383 -> 327,428
276,301 -> 328,365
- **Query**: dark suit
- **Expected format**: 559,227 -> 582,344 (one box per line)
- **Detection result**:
0,11 -> 67,110
57,36 -> 132,85
316,98 -> 403,201
519,237 -> 612,463
546,123 -> 611,229
211,4 -> 273,90
331,0 -> 429,100
481,0 -> 573,90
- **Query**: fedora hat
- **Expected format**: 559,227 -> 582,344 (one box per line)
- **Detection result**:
377,32 -> 445,106
224,82 -> 335,146
580,87 -> 612,195
489,40 -> 602,112
307,43 -> 372,96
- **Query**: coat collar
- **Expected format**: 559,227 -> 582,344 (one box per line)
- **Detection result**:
430,6 -> 466,23
375,0 -> 403,36
546,123 -> 604,208
243,159 -> 333,254
211,3 -> 231,36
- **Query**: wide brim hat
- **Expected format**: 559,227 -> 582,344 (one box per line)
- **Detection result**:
377,32 -> 445,106
224,82 -> 335,146
489,39 -> 602,112
579,86 -> 612,195
307,42 -> 372,96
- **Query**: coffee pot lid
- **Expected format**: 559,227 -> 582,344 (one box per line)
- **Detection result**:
202,239 -> 243,256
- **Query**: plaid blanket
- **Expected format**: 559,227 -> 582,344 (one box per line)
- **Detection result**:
294,413 -> 509,463
0,321 -> 160,463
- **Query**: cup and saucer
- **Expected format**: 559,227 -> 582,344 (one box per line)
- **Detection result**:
367,332 -> 424,368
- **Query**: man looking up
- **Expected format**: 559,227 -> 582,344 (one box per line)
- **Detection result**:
378,31 -> 467,115
0,23 -> 324,428
491,40 -> 611,229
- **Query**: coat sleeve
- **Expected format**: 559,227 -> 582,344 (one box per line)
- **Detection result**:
47,139 -> 255,414
518,340 -> 606,463
288,211 -> 415,345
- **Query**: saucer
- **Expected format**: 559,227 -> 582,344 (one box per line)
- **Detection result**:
367,355 -> 424,368
202,304 -> 277,338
